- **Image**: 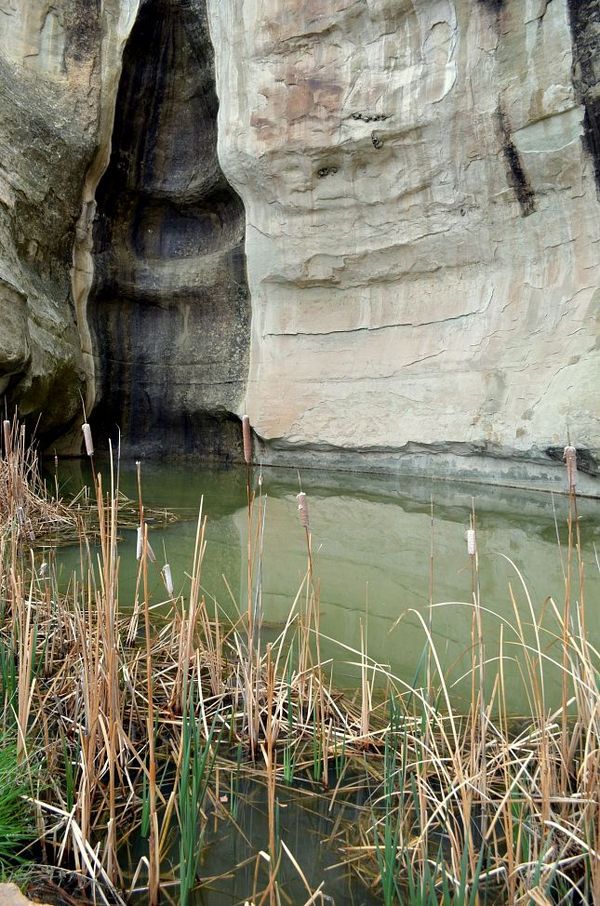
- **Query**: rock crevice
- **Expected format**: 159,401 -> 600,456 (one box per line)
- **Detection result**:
89,0 -> 250,457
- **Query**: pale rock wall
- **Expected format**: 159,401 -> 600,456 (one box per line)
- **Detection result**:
207,0 -> 600,488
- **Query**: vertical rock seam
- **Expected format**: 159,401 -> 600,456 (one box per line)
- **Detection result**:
89,0 -> 250,458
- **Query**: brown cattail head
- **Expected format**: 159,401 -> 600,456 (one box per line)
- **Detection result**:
242,415 -> 252,465
297,491 -> 310,530
3,420 -> 10,456
564,445 -> 577,492
82,423 -> 94,457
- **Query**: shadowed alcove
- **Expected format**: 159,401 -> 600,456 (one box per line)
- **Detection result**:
89,0 -> 249,458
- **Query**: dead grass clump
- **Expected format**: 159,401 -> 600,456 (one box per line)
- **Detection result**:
0,419 -> 73,543
0,418 -> 177,548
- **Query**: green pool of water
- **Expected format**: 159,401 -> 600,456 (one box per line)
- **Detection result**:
55,460 -> 600,709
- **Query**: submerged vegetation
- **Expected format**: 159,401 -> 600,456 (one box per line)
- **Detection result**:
0,418 -> 598,904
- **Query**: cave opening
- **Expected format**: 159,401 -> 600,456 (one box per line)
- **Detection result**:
89,0 -> 249,458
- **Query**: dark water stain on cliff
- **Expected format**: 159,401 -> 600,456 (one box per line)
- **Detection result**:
567,0 -> 600,193
477,0 -> 505,13
64,1 -> 102,63
495,107 -> 536,217
90,0 -> 249,459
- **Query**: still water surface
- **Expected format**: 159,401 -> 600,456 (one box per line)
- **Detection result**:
57,461 -> 600,707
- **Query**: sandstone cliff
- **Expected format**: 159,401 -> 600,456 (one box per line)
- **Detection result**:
0,0 -> 140,444
0,0 -> 598,489
208,0 -> 600,488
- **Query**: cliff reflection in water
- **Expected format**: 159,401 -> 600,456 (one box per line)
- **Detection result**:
56,461 -> 600,711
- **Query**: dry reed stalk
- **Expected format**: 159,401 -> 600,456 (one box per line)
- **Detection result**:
98,450 -> 125,885
134,461 -> 160,905
14,568 -> 35,761
2,419 -> 11,458
264,643 -> 278,906
470,509 -> 488,843
142,522 -> 160,906
560,445 -> 579,797
243,474 -> 258,753
295,492 -> 314,704
359,619 -> 370,741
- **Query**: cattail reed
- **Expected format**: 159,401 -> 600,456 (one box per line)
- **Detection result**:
82,423 -> 94,457
466,528 -> 476,557
1,418 -> 597,906
136,525 -> 156,562
296,492 -> 310,530
242,414 -> 252,465
3,420 -> 10,457
564,444 -> 577,492
162,563 -> 174,596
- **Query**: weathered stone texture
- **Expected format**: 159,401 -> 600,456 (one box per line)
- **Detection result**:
207,0 -> 600,487
0,1 -> 94,438
89,0 -> 250,458
0,0 -> 140,443
0,0 -> 598,486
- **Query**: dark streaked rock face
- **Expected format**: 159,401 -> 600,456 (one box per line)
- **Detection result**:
89,0 -> 250,458
567,0 -> 600,192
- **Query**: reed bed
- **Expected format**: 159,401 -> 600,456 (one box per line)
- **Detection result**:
0,418 -> 176,548
0,418 -> 74,542
0,422 -> 597,905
